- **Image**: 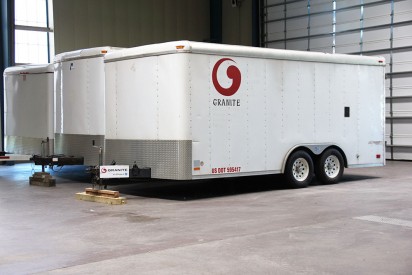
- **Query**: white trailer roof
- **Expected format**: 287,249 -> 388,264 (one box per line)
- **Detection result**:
4,64 -> 53,75
105,40 -> 385,66
54,46 -> 123,63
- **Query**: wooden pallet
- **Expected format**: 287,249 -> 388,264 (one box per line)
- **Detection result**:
85,188 -> 120,198
29,172 -> 56,187
76,188 -> 126,205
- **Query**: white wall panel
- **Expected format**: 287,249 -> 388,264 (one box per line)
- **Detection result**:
266,21 -> 285,41
336,9 -> 361,32
391,77 -> 412,97
311,14 -> 333,35
335,33 -> 361,53
284,40 -> 307,51
390,147 -> 412,160
336,0 -> 360,9
392,136 -> 412,146
393,119 -> 412,133
364,3 -> 391,27
285,1 -> 308,17
266,0 -> 283,4
363,29 -> 390,51
310,0 -> 333,12
266,41 -> 286,49
393,25 -> 412,48
391,98 -> 412,114
286,18 -> 309,38
394,1 -> 412,23
267,5 -> 284,22
310,37 -> 333,53
393,52 -> 412,73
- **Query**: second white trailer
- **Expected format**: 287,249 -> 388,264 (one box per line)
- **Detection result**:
103,41 -> 385,187
54,47 -> 120,166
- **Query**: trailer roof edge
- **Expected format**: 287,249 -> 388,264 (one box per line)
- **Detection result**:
104,40 -> 386,66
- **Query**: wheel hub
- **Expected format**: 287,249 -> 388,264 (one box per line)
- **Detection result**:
292,158 -> 309,182
324,155 -> 340,178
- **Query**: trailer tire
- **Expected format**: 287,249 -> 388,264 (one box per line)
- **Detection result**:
285,151 -> 314,188
316,149 -> 344,185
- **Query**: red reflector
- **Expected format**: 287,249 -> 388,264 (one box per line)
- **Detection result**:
376,154 -> 381,159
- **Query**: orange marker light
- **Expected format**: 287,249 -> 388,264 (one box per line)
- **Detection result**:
176,45 -> 185,50
101,50 -> 108,54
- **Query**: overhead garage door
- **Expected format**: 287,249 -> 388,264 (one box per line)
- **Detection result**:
263,0 -> 412,160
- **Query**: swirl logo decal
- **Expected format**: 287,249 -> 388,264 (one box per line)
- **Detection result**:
101,167 -> 107,173
212,58 -> 241,97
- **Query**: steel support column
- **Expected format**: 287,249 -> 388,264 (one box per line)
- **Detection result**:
0,0 -> 14,151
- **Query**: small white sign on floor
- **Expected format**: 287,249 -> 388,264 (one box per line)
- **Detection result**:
100,165 -> 129,178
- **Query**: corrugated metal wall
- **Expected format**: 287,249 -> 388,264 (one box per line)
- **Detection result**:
263,0 -> 412,160
53,0 -> 210,54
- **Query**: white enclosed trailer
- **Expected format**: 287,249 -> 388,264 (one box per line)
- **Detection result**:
3,64 -> 54,156
104,41 -> 385,187
54,47 -> 121,166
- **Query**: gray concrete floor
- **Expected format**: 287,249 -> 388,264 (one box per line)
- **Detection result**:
0,161 -> 411,275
